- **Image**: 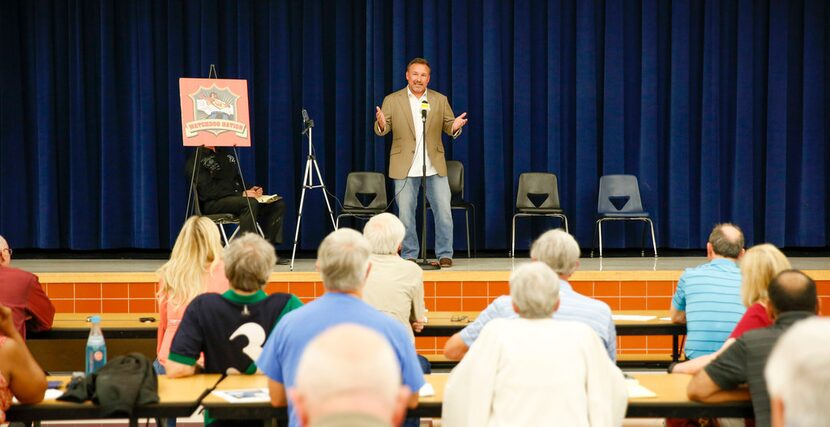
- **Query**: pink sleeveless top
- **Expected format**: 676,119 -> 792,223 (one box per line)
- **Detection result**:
0,336 -> 14,423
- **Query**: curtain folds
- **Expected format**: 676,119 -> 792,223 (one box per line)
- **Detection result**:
1,0 -> 827,250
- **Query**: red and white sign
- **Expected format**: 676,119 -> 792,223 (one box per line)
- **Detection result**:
179,78 -> 251,147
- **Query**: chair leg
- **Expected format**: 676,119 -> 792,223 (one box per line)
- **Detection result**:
590,220 -> 599,258
218,224 -> 230,245
640,220 -> 647,257
598,219 -> 604,258
648,218 -> 658,258
471,205 -> 477,258
465,210 -> 471,259
561,215 -> 569,234
510,214 -> 518,257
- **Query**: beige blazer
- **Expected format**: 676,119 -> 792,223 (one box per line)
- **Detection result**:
374,88 -> 459,179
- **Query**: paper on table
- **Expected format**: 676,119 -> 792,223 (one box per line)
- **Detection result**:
419,382 -> 435,397
625,379 -> 657,398
13,389 -> 63,403
660,317 -> 672,321
612,315 -> 657,321
212,388 -> 271,403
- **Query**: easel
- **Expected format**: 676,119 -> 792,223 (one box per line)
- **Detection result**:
184,65 -> 262,241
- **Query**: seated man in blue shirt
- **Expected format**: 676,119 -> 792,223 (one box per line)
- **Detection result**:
670,223 -> 745,359
256,228 -> 425,427
443,229 -> 616,361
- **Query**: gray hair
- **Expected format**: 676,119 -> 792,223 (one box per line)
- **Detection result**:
223,233 -> 275,292
294,324 -> 401,410
317,228 -> 371,292
708,223 -> 744,258
510,262 -> 560,319
529,229 -> 580,276
765,317 -> 830,427
363,213 -> 405,255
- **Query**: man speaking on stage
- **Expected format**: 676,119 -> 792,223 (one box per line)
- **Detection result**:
373,58 -> 468,268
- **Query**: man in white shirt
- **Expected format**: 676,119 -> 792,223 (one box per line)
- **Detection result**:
374,57 -> 468,268
442,262 -> 627,427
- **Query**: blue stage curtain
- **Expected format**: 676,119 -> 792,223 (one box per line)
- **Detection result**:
1,0 -> 828,251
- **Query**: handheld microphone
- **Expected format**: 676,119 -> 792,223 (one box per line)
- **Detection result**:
302,108 -> 310,124
420,100 -> 430,120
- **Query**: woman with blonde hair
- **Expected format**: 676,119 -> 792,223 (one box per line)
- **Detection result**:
671,243 -> 791,374
155,216 -> 230,374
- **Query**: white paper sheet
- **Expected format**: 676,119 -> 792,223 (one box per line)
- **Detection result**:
419,382 -> 435,397
625,379 -> 657,398
212,387 -> 271,403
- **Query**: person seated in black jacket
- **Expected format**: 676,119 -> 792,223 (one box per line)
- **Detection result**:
187,146 -> 286,253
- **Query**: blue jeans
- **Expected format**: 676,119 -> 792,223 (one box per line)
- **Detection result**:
394,175 -> 453,260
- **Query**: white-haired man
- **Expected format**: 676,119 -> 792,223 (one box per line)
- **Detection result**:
257,228 -> 424,427
362,213 -> 427,343
0,235 -> 55,339
290,324 -> 411,427
442,262 -> 626,426
765,317 -> 830,427
444,229 -> 615,360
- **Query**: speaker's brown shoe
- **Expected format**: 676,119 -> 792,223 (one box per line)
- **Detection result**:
439,258 -> 453,268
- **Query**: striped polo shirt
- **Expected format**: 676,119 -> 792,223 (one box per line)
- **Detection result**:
672,258 -> 745,358
459,279 -> 617,361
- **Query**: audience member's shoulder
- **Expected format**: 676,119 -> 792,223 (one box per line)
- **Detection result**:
0,265 -> 37,281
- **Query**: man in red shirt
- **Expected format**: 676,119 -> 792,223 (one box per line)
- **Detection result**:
0,235 -> 55,339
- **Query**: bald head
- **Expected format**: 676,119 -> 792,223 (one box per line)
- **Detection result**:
767,270 -> 818,316
708,223 -> 744,259
0,235 -> 10,267
290,324 -> 409,426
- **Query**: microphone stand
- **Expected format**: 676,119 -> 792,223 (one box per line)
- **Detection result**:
418,109 -> 440,270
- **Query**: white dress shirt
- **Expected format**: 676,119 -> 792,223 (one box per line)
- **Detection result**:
406,88 -> 438,177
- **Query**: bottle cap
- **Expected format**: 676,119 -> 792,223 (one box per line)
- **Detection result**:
90,315 -> 102,323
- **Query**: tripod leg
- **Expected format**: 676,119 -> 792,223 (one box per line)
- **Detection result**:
310,156 -> 338,230
290,157 -> 314,271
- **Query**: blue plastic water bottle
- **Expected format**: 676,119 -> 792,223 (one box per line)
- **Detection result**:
85,315 -> 107,375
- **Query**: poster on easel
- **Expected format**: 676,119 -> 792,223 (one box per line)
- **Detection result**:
179,78 -> 250,146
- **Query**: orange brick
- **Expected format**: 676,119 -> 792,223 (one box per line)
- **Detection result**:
816,281 -> 830,297
488,281 -> 510,296
265,282 -> 290,294
290,282 -> 315,298
129,283 -> 156,299
424,297 -> 437,311
415,337 -> 436,351
102,283 -> 129,299
820,298 -> 830,316
436,298 -> 463,311
76,300 -> 102,313
646,296 -> 672,310
436,336 -> 450,348
314,282 -> 325,296
597,297 -> 620,310
647,281 -> 674,296
52,300 -> 74,313
620,297 -> 648,310
648,335 -> 673,349
103,300 -> 129,313
571,281 -> 593,296
47,283 -> 74,299
594,282 -> 620,297
423,281 -> 436,297
619,336 -> 647,349
436,281 -> 462,297
298,297 -> 315,304
461,297 -> 490,311
75,283 -> 101,299
620,281 -> 647,297
461,282 -> 488,297
129,299 -> 156,313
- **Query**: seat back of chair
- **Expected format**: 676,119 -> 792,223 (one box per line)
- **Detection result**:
446,160 -> 464,199
343,172 -> 387,209
516,173 -> 561,209
597,174 -> 645,214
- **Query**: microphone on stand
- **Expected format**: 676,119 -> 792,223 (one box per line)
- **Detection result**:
421,100 -> 430,121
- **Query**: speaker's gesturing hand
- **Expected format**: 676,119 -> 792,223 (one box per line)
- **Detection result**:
452,112 -> 468,133
375,106 -> 386,132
